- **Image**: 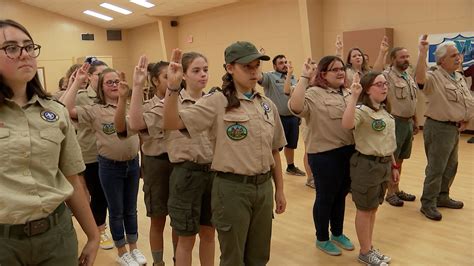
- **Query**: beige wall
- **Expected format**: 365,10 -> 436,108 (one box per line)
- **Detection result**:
177,0 -> 306,91
0,0 -> 132,92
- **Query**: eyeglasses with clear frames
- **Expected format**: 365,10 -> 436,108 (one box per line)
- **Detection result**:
104,79 -> 121,86
327,67 -> 346,73
372,81 -> 389,88
0,44 -> 41,59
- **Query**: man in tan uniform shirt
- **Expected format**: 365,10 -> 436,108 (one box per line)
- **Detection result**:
415,38 -> 474,221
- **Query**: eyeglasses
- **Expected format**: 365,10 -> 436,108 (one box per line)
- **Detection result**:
104,79 -> 121,86
326,67 -> 345,73
0,44 -> 41,59
372,81 -> 389,88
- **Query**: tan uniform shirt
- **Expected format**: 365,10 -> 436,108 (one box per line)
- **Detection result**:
384,66 -> 418,118
0,96 -> 85,224
422,66 -> 474,122
164,90 -> 213,164
345,67 -> 368,88
76,104 -> 139,161
141,95 -> 169,156
180,91 -> 287,176
75,86 -> 98,163
289,86 -> 354,153
353,105 -> 396,157
52,90 -> 66,101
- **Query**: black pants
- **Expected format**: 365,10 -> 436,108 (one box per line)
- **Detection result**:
83,162 -> 108,226
308,145 -> 354,241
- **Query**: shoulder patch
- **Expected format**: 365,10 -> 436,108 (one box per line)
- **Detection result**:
41,110 -> 59,122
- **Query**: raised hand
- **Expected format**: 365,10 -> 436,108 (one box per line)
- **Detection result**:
167,48 -> 183,90
286,60 -> 294,75
350,72 -> 362,95
419,34 -> 429,54
380,36 -> 389,53
335,35 -> 343,51
302,58 -> 316,78
73,63 -> 90,85
118,73 -> 130,99
133,55 -> 148,88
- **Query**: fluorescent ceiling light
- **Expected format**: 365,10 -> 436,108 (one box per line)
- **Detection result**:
100,3 -> 132,15
130,0 -> 155,8
83,10 -> 113,21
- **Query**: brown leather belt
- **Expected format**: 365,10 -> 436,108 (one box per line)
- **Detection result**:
357,152 -> 392,163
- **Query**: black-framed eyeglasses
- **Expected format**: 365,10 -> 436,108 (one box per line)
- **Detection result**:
0,44 -> 41,59
372,81 -> 389,88
104,79 -> 121,86
326,67 -> 346,73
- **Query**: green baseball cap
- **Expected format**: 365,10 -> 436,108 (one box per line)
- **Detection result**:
224,41 -> 270,64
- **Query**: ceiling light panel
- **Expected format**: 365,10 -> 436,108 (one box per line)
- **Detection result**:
83,10 -> 114,21
100,3 -> 132,15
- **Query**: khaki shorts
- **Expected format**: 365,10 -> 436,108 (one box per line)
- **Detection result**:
142,153 -> 174,217
350,153 -> 390,211
168,161 -> 213,236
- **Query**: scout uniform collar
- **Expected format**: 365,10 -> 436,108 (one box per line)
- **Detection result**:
179,88 -> 201,104
86,85 -> 98,98
389,66 -> 409,80
236,90 -> 261,101
326,86 -> 349,96
438,66 -> 462,82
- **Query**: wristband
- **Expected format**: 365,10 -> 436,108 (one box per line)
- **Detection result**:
391,163 -> 400,170
300,75 -> 310,80
167,87 -> 180,92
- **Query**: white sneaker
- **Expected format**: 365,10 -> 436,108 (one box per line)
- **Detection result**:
116,252 -> 139,266
130,249 -> 147,265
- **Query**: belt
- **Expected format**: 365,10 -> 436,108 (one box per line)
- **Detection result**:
155,153 -> 169,161
217,171 -> 272,185
393,115 -> 412,121
0,203 -> 66,238
178,161 -> 212,172
357,152 -> 392,163
427,117 -> 460,127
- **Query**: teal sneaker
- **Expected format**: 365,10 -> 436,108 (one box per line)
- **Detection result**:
331,234 -> 355,251
316,240 -> 342,256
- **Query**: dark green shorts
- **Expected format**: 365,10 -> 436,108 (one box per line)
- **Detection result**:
142,153 -> 174,217
350,153 -> 390,210
168,161 -> 213,236
394,117 -> 414,160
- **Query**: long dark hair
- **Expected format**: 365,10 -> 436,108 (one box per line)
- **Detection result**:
0,19 -> 49,105
148,61 -> 169,97
221,69 -> 240,112
346,47 -> 369,72
358,71 -> 391,112
313,56 -> 346,89
95,68 -> 118,105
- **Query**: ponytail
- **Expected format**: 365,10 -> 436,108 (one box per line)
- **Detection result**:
222,72 -> 240,112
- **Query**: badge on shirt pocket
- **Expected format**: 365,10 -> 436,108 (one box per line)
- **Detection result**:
371,119 -> 386,131
102,123 -> 116,135
41,110 -> 59,122
226,123 -> 248,141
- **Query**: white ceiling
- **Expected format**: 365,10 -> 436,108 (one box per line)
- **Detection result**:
18,0 -> 239,29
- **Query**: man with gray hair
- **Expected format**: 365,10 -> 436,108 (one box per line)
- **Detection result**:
415,36 -> 474,221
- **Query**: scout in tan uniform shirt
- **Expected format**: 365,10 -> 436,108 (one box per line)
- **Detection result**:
371,38 -> 421,207
335,36 -> 370,87
289,56 -> 355,257
126,56 -> 179,266
0,19 -> 98,266
342,72 -> 399,266
63,66 -> 147,266
73,60 -> 114,250
415,37 -> 474,221
144,52 -> 216,266
163,42 -> 287,266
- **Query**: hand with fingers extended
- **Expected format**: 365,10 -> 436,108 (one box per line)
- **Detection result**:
380,36 -> 390,54
335,35 -> 343,52
350,73 -> 362,96
118,77 -> 130,99
419,34 -> 429,54
286,60 -> 294,76
167,48 -> 184,91
72,63 -> 90,86
133,55 -> 149,88
301,58 -> 316,78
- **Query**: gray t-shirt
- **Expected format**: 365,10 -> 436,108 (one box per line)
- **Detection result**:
260,71 -> 297,116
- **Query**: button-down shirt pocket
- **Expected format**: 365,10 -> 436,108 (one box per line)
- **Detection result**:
39,128 -> 65,166
394,81 -> 407,99
324,99 -> 345,119
223,113 -> 251,144
445,84 -> 459,102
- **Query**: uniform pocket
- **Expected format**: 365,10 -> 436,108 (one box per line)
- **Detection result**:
0,128 -> 10,167
40,128 -> 65,144
168,201 -> 195,232
324,99 -> 345,119
445,84 -> 458,102
394,82 -> 407,99
223,113 -> 250,143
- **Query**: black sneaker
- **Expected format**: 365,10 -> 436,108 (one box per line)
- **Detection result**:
420,206 -> 442,221
437,198 -> 464,209
286,166 -> 306,176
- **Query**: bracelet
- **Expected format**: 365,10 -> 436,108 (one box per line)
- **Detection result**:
300,75 -> 310,80
167,87 -> 180,92
391,163 -> 400,170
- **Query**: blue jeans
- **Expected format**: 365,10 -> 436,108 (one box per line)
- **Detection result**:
98,155 -> 140,247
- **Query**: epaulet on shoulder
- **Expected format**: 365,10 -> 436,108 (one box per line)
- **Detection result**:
52,98 -> 65,107
77,89 -> 88,94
